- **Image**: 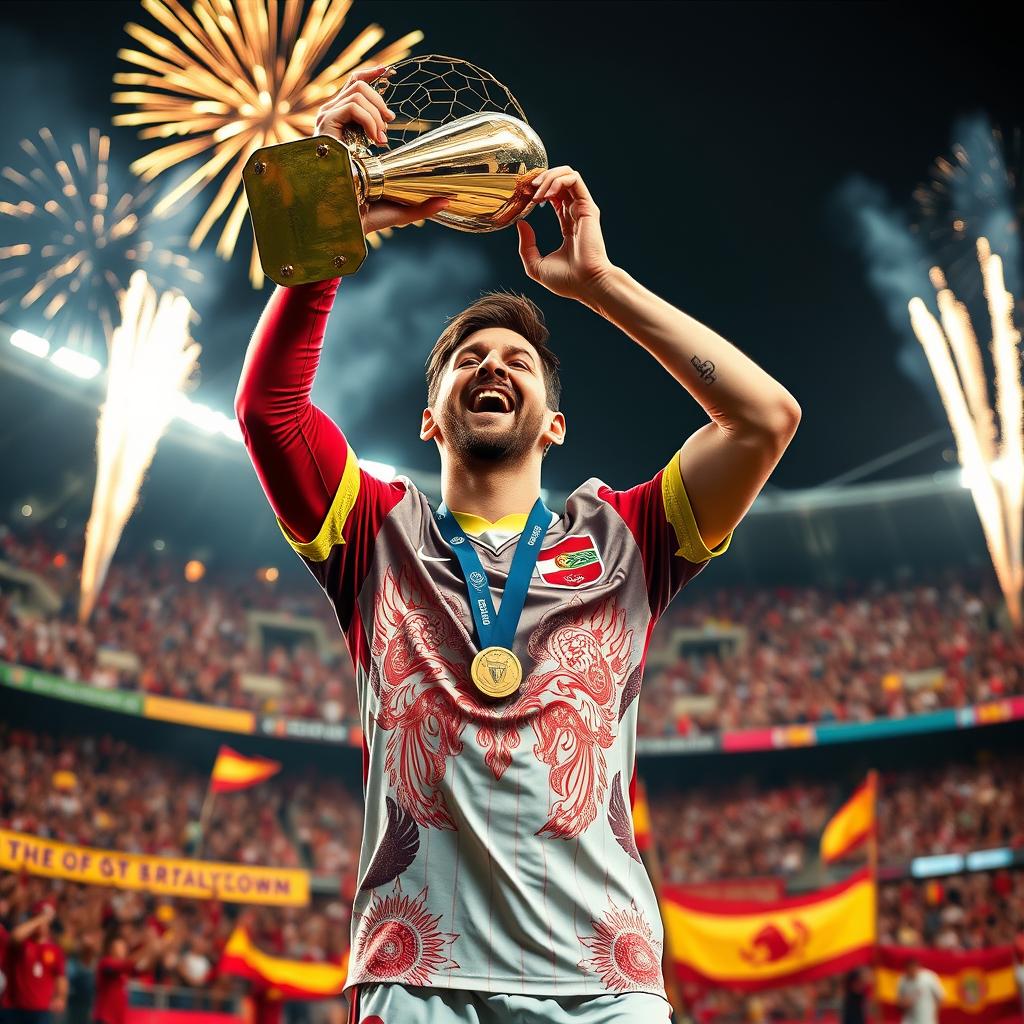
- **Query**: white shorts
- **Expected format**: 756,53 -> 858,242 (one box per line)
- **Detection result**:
347,983 -> 674,1023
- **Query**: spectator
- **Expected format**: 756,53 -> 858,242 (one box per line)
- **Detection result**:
6,902 -> 66,1024
896,957 -> 944,1024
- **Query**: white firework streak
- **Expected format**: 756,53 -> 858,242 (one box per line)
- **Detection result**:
79,270 -> 200,623
909,237 -> 1023,627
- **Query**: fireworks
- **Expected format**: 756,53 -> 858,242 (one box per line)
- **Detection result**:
0,127 -> 199,357
913,116 -> 1022,301
909,239 -> 1023,627
112,0 -> 423,286
80,270 -> 200,624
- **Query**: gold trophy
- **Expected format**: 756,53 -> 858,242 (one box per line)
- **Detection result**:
243,56 -> 547,286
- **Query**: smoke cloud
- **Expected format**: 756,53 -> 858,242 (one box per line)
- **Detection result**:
311,238 -> 491,427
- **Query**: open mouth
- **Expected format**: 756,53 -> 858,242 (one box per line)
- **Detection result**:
467,386 -> 515,414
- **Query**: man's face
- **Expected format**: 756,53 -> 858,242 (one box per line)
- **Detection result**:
426,327 -> 560,464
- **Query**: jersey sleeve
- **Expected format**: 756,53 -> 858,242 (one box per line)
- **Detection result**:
598,449 -> 732,619
277,452 -> 405,630
235,279 -> 404,632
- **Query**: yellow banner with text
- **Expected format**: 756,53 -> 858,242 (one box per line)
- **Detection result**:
0,829 -> 309,906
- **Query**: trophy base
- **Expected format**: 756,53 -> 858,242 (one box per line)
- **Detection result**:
243,137 -> 367,287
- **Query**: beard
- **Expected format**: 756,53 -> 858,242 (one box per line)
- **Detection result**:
438,400 -> 546,465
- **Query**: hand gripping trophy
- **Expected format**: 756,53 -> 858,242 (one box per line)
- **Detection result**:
243,55 -> 548,285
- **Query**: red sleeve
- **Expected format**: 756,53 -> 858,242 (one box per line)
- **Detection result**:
599,455 -> 732,619
235,278 -> 405,634
234,279 -> 348,542
599,473 -> 702,620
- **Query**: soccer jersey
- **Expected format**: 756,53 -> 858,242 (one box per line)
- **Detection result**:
7,937 -> 64,1011
237,280 -> 733,1001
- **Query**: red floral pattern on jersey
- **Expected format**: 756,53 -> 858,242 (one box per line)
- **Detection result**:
370,567 -> 635,841
525,599 -> 635,838
578,897 -> 663,992
352,878 -> 459,985
371,567 -> 470,830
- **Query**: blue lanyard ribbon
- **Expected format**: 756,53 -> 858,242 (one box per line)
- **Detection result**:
434,498 -> 551,650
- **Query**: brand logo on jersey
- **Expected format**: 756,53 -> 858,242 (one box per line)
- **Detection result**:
535,534 -> 604,589
415,544 -> 450,564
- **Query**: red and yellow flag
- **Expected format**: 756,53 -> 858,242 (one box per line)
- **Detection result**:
210,746 -> 281,793
220,926 -> 349,999
662,868 -> 876,990
876,945 -> 1020,1024
631,774 -> 652,854
820,771 -> 877,864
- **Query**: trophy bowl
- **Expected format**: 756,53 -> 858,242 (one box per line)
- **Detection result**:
243,55 -> 548,286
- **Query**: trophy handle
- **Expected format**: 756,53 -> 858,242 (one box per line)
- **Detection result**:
242,137 -> 368,287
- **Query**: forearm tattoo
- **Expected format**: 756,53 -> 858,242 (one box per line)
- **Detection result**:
691,355 -> 717,384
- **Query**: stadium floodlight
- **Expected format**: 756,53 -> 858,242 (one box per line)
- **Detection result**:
50,346 -> 101,380
10,329 -> 49,358
170,394 -> 242,443
361,460 -> 397,482
965,847 -> 1013,872
910,853 -> 964,878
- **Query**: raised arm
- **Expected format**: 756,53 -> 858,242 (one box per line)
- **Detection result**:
234,65 -> 450,542
517,166 -> 800,553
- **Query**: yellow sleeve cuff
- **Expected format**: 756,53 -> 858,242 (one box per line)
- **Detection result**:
277,448 -> 361,562
661,450 -> 733,562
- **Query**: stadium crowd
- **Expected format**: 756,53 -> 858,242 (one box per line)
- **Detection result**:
0,725 -> 363,877
651,755 -> 1024,883
1,529 -> 1019,735
3,719 -> 1021,960
0,873 -> 350,1024
0,719 -> 1021,1023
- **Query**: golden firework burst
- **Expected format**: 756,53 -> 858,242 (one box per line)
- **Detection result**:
0,127 -> 200,356
112,0 -> 423,286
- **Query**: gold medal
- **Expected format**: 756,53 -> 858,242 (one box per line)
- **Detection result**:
470,646 -> 523,700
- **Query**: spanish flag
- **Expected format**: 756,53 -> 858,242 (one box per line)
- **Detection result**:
662,868 -> 876,990
220,926 -> 349,999
631,774 -> 652,854
819,771 -> 877,864
210,746 -> 281,794
876,945 -> 1020,1024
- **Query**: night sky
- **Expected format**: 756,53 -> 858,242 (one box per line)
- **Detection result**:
0,1 -> 1020,564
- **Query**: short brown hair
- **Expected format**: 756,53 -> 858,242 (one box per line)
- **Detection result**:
426,291 -> 561,409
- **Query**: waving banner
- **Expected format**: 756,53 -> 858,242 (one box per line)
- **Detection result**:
662,868 -> 875,990
220,927 -> 350,999
876,945 -> 1021,1024
0,829 -> 308,906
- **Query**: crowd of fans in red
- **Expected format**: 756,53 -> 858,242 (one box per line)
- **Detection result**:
652,755 -> 1024,882
0,873 -> 350,1024
1,728 -> 1021,1022
2,722 -> 1021,957
0,726 -> 363,878
4,528 -> 1024,1023
2,530 -> 1020,735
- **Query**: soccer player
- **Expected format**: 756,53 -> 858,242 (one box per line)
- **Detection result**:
236,66 -> 800,1024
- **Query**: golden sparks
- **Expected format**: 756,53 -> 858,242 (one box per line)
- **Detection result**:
80,271 -> 200,624
112,0 -> 423,286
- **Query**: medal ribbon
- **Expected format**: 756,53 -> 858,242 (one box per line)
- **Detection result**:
435,497 -> 551,651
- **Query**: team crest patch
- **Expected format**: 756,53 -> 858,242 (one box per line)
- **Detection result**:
536,534 -> 604,589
